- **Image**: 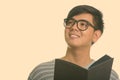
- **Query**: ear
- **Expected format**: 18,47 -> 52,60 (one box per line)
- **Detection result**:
92,30 -> 102,43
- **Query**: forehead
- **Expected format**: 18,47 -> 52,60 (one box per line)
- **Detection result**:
73,13 -> 94,24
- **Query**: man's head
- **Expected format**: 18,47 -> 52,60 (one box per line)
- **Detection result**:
66,5 -> 104,34
64,5 -> 104,48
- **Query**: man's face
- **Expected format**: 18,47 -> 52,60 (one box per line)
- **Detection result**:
64,13 -> 97,48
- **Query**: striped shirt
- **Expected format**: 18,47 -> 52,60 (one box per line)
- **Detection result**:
28,60 -> 119,80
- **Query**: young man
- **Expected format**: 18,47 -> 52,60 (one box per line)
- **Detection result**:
28,5 -> 119,80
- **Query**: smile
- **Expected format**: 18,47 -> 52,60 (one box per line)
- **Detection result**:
69,34 -> 80,39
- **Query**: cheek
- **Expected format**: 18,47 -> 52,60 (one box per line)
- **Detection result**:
64,29 -> 69,37
82,30 -> 94,42
65,29 -> 69,33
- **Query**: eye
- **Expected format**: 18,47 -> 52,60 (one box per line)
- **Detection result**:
66,19 -> 74,26
78,21 -> 88,27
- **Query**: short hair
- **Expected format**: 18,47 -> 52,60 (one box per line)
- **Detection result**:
67,5 -> 104,34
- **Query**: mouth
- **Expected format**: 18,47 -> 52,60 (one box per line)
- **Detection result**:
69,34 -> 80,39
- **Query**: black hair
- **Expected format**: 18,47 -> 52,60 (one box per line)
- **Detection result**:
67,5 -> 104,34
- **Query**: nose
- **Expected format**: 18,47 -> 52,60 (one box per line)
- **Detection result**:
70,22 -> 79,31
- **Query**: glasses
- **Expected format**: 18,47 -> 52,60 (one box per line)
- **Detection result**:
64,18 -> 96,31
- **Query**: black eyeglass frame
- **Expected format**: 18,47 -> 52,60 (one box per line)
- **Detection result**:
64,18 -> 97,31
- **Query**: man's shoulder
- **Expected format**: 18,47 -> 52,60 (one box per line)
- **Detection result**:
34,59 -> 55,71
28,59 -> 55,80
110,69 -> 119,80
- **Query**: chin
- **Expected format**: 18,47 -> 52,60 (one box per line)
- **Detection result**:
67,42 -> 81,48
67,41 -> 89,48
65,38 -> 85,48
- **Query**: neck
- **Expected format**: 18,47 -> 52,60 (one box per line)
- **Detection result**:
61,46 -> 93,68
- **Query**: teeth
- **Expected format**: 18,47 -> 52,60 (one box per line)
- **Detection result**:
70,35 -> 79,38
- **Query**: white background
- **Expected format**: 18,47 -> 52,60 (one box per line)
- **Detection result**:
0,0 -> 120,80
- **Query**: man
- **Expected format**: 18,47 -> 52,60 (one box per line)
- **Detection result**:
28,5 -> 119,80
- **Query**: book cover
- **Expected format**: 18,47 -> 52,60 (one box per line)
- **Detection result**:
54,55 -> 113,80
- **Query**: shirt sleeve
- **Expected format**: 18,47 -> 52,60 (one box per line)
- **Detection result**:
27,60 -> 55,80
110,70 -> 119,80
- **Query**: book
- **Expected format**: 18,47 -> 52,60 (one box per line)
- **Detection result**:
54,55 -> 113,80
